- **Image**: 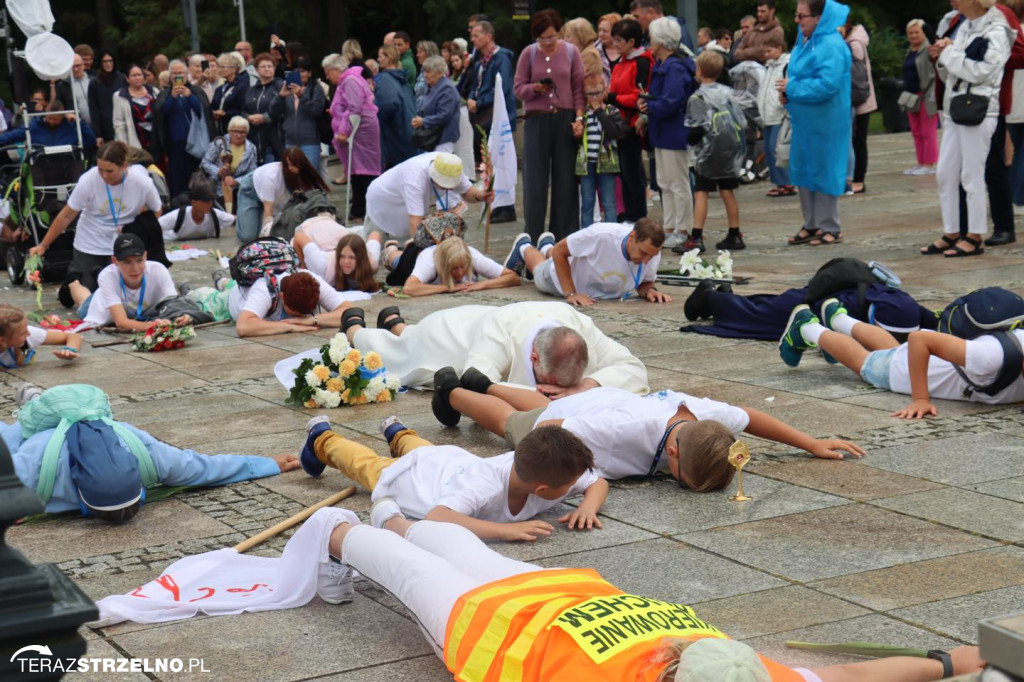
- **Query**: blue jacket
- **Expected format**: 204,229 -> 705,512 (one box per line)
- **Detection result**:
0,117 -> 97,149
417,77 -> 461,145
270,80 -> 326,147
160,90 -> 201,142
375,69 -> 418,169
460,46 -> 516,130
786,0 -> 851,196
211,76 -> 249,135
646,52 -> 695,150
2,421 -> 281,514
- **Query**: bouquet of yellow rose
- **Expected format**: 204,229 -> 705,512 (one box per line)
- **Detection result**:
286,333 -> 400,408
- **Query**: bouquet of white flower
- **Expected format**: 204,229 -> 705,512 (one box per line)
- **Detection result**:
287,333 -> 400,408
678,249 -> 734,280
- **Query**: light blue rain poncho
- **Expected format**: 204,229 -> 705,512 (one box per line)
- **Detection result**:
786,0 -> 851,197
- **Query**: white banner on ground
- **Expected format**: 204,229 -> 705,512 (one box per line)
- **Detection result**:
488,74 -> 517,210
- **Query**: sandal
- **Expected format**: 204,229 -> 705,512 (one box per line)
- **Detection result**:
920,234 -> 958,255
376,306 -> 405,330
341,307 -> 366,333
944,235 -> 984,257
788,228 -> 821,246
809,232 -> 843,246
766,187 -> 785,197
332,177 -> 347,186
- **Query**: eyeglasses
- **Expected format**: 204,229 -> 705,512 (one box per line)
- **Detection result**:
537,34 -> 558,43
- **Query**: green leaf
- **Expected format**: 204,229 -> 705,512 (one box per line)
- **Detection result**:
785,641 -> 928,659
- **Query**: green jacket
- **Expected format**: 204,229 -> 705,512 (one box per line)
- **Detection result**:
400,51 -> 416,89
576,105 -> 626,176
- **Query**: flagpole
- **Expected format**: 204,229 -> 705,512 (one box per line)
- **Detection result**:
232,486 -> 356,553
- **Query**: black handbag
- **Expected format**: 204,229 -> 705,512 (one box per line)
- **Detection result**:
410,125 -> 443,152
949,81 -> 989,126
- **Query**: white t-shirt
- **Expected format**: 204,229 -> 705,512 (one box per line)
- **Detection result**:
84,262 -> 178,327
252,162 -> 290,211
159,207 -> 236,241
0,325 -> 47,368
554,223 -> 661,299
536,387 -> 750,480
371,446 -> 599,521
365,152 -> 473,234
887,329 -> 1024,404
227,269 -> 349,321
409,244 -> 504,285
67,165 -> 162,255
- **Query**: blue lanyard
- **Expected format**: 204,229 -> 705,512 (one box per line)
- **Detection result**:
649,419 -> 687,476
121,274 -> 147,320
1,345 -> 34,369
105,172 -> 126,228
620,235 -> 643,297
432,184 -> 450,211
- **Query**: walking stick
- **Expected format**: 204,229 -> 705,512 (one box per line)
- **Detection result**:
344,114 -> 361,221
232,486 -> 357,553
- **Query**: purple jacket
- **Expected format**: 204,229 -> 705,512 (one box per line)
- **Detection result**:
331,66 -> 381,177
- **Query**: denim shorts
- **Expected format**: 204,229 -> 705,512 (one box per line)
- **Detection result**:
859,347 -> 897,390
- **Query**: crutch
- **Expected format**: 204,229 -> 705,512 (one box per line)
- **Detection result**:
344,114 -> 361,221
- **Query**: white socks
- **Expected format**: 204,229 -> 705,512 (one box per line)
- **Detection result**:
800,322 -> 826,347
830,312 -> 858,336
539,242 -> 554,256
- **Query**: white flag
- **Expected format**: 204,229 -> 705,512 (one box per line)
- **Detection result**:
92,508 -> 357,626
488,73 -> 517,210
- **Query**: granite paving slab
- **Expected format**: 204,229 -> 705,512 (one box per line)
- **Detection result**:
967,476 -> 1024,503
748,458 -> 945,501
891,585 -> 1024,643
860,432 -> 1024,486
872,487 -> 1024,541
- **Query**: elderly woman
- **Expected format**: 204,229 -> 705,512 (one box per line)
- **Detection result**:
595,13 -> 622,84
243,52 -> 284,164
324,53 -> 381,222
413,41 -> 441,101
375,45 -> 417,170
639,18 -> 695,250
562,18 -> 603,79
211,51 -> 249,136
780,0 -> 851,247
200,116 -> 258,208
922,0 -> 1011,257
514,8 -> 586,241
412,56 -> 460,154
901,19 -> 938,176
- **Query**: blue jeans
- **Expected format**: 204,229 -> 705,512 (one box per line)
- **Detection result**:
298,144 -> 321,171
764,125 -> 790,186
579,163 -> 617,228
235,174 -> 261,242
859,347 -> 896,390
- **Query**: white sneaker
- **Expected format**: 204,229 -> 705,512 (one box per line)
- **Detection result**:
316,558 -> 354,605
663,231 -> 686,249
915,166 -> 936,175
370,497 -> 404,529
903,166 -> 920,175
15,383 -> 43,407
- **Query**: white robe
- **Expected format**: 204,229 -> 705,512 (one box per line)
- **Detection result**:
353,301 -> 649,393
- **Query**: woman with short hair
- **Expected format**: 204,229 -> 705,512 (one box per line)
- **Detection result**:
412,56 -> 461,154
200,116 -> 257,206
325,52 -> 381,222
243,52 -> 284,163
211,51 -> 249,136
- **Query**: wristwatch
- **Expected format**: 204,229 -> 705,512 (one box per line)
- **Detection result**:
926,650 -> 953,679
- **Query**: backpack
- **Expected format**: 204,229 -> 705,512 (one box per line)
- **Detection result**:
17,384 -> 157,502
269,189 -> 337,240
228,237 -> 299,313
952,331 -> 1024,398
412,211 -> 466,249
850,54 -> 870,108
173,206 -> 221,239
938,287 -> 1024,339
803,258 -> 883,318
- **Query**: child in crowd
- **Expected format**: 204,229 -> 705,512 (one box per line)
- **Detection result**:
70,233 -> 189,332
158,182 -> 236,241
682,50 -> 747,253
503,218 -> 672,306
298,416 -> 608,541
758,34 -> 794,198
400,236 -> 520,296
433,368 -> 865,492
0,304 -> 82,368
575,73 -> 626,228
779,299 -> 1024,417
293,230 -> 381,294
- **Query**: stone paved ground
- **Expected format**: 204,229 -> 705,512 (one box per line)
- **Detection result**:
3,132 -> 1023,680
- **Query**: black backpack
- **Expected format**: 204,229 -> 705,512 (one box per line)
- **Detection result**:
851,54 -> 870,108
938,287 -> 1024,397
172,207 -> 221,239
268,190 -> 337,240
804,258 -> 882,318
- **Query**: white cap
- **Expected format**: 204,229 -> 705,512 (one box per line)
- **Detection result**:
676,639 -> 771,682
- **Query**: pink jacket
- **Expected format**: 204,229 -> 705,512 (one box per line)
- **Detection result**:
331,66 -> 381,176
847,25 -> 878,115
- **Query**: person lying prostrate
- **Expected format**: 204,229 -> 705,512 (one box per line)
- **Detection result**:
0,304 -> 83,367
293,229 -> 381,292
158,183 -> 235,241
231,270 -> 352,337
402,236 -> 520,296
70,233 -> 186,332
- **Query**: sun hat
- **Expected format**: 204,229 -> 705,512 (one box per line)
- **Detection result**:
428,152 -> 464,189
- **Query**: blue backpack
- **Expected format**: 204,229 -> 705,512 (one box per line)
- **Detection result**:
938,288 -> 1024,397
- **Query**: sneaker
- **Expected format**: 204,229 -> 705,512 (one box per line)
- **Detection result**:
431,367 -> 462,427
57,282 -> 74,309
683,279 -> 714,322
903,166 -> 921,175
917,166 -> 936,175
316,558 -> 354,605
503,233 -> 532,275
715,232 -> 746,251
779,305 -> 818,368
379,415 -> 406,453
490,205 -> 517,223
673,235 -> 705,254
178,281 -> 195,297
300,416 -> 332,477
662,231 -> 686,250
211,269 -> 230,291
460,367 -> 494,394
536,231 -> 556,252
819,297 -> 847,330
370,497 -> 404,528
15,383 -> 43,407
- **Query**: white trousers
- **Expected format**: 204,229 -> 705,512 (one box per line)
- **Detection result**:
342,521 -> 538,651
936,114 -> 997,235
435,141 -> 456,154
655,147 -> 693,234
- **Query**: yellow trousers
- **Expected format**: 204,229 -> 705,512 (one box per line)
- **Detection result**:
314,428 -> 433,491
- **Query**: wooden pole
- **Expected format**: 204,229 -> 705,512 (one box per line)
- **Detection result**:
484,204 -> 492,252
232,486 -> 357,553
